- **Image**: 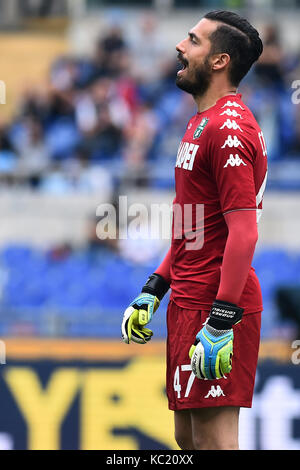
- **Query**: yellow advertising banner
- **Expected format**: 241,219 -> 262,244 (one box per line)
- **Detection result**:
0,338 -> 294,450
0,339 -> 177,450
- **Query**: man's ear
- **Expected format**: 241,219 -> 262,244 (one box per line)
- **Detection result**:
211,53 -> 231,71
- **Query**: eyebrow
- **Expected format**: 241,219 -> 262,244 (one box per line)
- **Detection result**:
188,32 -> 200,43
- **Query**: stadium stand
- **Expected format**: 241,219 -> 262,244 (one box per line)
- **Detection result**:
0,242 -> 299,339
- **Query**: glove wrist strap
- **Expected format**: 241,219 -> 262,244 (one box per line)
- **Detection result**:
207,300 -> 244,330
141,273 -> 170,301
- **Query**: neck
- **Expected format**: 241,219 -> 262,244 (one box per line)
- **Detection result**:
194,84 -> 237,113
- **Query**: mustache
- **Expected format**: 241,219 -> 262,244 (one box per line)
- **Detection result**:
177,52 -> 188,67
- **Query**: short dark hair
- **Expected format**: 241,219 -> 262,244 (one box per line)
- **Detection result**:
204,10 -> 263,86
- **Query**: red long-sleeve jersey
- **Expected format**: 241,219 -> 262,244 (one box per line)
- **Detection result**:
157,94 -> 267,314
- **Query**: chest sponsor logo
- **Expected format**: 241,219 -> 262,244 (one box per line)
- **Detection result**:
221,135 -> 244,149
193,117 -> 209,139
220,119 -> 243,132
175,142 -> 199,171
224,154 -> 247,168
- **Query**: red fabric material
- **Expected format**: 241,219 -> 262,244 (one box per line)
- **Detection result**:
166,300 -> 261,411
155,247 -> 172,285
216,210 -> 258,305
169,94 -> 267,313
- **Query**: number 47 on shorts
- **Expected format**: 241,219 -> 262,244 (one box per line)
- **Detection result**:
173,364 -> 196,399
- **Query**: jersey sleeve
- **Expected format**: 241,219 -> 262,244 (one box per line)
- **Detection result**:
207,121 -> 258,215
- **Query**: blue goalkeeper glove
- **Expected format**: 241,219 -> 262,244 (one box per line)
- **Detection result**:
189,300 -> 244,380
122,273 -> 170,344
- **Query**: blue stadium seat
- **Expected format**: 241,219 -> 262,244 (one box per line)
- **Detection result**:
0,244 -> 299,338
45,117 -> 80,160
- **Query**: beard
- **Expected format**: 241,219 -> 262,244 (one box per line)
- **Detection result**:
176,56 -> 212,97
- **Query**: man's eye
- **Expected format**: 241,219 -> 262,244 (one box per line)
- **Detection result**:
190,36 -> 198,44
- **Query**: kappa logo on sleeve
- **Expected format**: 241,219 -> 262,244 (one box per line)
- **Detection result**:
220,119 -> 243,132
221,101 -> 244,110
220,109 -> 243,119
221,135 -> 244,149
224,154 -> 247,168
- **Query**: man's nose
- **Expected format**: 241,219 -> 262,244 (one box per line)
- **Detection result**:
176,39 -> 186,54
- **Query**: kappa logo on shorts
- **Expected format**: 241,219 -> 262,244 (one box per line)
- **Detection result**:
205,385 -> 225,398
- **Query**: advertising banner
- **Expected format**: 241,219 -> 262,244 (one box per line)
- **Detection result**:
0,339 -> 299,450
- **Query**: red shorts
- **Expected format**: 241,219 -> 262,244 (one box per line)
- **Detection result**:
166,300 -> 261,410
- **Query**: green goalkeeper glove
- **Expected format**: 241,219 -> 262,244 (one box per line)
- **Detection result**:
122,273 -> 170,344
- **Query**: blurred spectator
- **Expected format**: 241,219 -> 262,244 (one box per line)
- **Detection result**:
21,0 -> 66,18
86,212 -> 120,255
0,122 -> 18,181
16,117 -> 50,188
48,242 -> 73,261
123,101 -> 159,171
129,12 -> 169,84
254,24 -> 285,89
75,78 -> 126,161
100,24 -> 128,54
1,14 -> 300,191
239,23 -> 300,160
93,24 -> 130,79
50,56 -> 79,92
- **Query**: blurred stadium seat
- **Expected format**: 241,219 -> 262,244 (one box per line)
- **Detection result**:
0,242 -> 298,339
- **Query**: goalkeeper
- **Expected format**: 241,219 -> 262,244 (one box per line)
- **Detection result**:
122,11 -> 266,450
122,210 -> 262,451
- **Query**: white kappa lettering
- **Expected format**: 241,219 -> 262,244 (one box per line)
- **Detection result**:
220,109 -> 242,119
220,119 -> 243,132
221,135 -> 244,149
221,101 -> 244,110
224,154 -> 247,168
205,385 -> 225,398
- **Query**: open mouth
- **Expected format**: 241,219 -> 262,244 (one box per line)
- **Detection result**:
177,54 -> 188,74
